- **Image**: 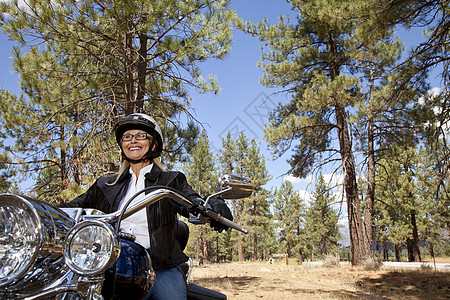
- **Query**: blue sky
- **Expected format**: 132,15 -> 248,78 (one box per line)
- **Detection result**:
0,0 -> 443,197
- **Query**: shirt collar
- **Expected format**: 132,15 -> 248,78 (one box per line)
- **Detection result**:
129,163 -> 154,178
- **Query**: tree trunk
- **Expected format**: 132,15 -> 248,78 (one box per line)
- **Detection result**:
375,240 -> 380,257
253,200 -> 258,261
136,33 -> 147,112
197,227 -> 205,265
60,125 -> 67,197
410,210 -> 421,262
364,68 -> 376,253
394,242 -> 401,262
287,240 -> 291,258
238,244 -> 244,261
335,104 -> 370,265
298,247 -> 303,264
216,236 -> 219,262
447,221 -> 450,240
253,235 -> 258,261
364,114 -> 375,251
320,237 -> 327,259
383,239 -> 389,261
234,199 -> 245,261
203,230 -> 209,263
124,32 -> 134,115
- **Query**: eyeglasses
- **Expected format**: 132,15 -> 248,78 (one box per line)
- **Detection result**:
121,132 -> 152,141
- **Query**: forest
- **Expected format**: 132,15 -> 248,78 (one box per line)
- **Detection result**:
0,0 -> 448,265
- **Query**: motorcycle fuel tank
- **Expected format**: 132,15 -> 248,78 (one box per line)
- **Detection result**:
102,236 -> 154,300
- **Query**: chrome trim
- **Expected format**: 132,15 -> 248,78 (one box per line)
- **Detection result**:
204,186 -> 232,206
83,189 -> 195,223
83,188 -> 249,234
1,265 -> 79,299
186,258 -> 194,284
217,174 -> 254,199
0,194 -> 75,293
23,285 -> 80,300
0,195 -> 42,287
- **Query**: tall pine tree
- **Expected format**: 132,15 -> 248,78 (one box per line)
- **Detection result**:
241,0 -> 370,265
304,174 -> 341,260
183,131 -> 218,264
272,180 -> 305,259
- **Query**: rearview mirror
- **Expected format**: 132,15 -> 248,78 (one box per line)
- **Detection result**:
217,174 -> 254,199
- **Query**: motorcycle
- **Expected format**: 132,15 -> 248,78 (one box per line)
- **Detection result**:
0,174 -> 253,299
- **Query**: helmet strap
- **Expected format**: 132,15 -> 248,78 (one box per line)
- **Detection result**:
124,154 -> 149,164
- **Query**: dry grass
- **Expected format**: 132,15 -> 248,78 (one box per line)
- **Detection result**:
189,261 -> 449,300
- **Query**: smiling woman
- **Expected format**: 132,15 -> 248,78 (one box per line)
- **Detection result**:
60,112 -> 234,300
121,129 -> 153,171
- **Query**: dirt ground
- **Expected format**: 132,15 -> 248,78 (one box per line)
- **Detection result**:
189,261 -> 449,300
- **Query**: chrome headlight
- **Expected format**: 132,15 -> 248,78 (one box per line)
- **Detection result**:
64,220 -> 120,276
0,194 -> 74,293
0,199 -> 40,287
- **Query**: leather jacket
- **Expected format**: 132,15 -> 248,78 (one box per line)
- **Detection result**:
64,164 -> 201,270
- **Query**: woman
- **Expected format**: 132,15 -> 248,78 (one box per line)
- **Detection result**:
64,113 -> 232,299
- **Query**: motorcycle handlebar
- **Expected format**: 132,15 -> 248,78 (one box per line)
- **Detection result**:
84,188 -> 249,234
204,209 -> 249,234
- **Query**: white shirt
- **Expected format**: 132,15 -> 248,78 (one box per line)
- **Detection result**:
118,164 -> 153,249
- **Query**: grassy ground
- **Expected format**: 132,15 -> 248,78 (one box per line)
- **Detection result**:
189,260 -> 449,299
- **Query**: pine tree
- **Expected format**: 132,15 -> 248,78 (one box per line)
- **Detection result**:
365,0 -> 449,89
240,139 -> 271,261
0,0 -> 236,201
240,0 -> 432,265
183,131 -> 218,264
304,175 -> 341,260
0,148 -> 13,193
352,23 -> 424,252
241,0 -> 373,265
218,132 -> 271,261
375,145 -> 424,262
364,0 -> 450,175
0,90 -> 15,192
415,140 -> 450,257
272,180 -> 305,259
218,132 -> 242,260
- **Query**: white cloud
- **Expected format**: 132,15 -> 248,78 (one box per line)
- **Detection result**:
430,87 -> 442,97
322,173 -> 344,187
418,87 -> 441,105
296,189 -> 311,204
284,174 -> 308,184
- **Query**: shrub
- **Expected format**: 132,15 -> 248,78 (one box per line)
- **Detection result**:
323,254 -> 340,267
420,263 -> 433,270
362,256 -> 383,271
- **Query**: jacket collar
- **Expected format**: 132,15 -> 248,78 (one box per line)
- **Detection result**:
145,163 -> 162,182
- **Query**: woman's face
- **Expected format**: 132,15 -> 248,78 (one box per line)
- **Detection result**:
121,129 -> 152,162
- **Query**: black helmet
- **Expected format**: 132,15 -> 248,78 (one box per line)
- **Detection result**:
114,113 -> 163,162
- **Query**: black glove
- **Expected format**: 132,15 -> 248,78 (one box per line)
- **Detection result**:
207,196 -> 233,232
208,197 -> 233,220
189,198 -> 205,215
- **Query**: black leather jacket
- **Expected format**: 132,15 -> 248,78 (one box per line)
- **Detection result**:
64,164 -> 201,270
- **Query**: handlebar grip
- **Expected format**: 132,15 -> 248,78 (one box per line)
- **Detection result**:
204,210 -> 249,234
